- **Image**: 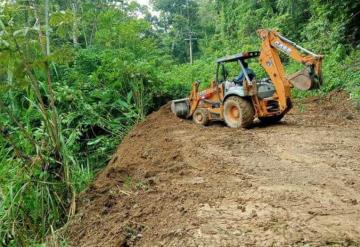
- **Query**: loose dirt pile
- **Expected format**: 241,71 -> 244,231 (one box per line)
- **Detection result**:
66,91 -> 360,247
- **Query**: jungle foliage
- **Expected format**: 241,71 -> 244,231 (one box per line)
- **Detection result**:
0,0 -> 359,245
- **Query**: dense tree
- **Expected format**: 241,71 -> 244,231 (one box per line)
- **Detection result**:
0,1 -> 166,245
151,0 -> 202,63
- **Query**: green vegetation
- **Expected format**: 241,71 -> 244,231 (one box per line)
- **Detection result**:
0,0 -> 359,245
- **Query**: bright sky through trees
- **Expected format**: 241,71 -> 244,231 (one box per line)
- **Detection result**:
135,0 -> 150,5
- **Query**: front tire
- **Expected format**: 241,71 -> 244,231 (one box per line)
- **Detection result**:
224,96 -> 254,128
193,108 -> 209,126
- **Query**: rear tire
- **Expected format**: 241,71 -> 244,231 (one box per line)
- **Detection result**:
193,108 -> 209,126
258,113 -> 284,125
224,96 -> 254,128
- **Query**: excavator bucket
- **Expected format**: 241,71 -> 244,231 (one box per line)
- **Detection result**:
171,98 -> 190,119
288,66 -> 323,91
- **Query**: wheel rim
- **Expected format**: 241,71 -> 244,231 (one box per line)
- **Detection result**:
196,113 -> 203,122
227,105 -> 240,122
230,106 -> 239,118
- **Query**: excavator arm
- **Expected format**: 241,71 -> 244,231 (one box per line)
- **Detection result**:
257,29 -> 324,111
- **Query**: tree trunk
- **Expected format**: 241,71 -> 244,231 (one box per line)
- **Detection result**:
72,1 -> 79,48
45,0 -> 50,55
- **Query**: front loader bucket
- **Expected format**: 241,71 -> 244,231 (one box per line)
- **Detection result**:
288,66 -> 323,91
171,98 -> 190,119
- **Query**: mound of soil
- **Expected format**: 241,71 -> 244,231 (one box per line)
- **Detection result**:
66,91 -> 360,247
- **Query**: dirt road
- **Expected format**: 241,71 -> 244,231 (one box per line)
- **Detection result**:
67,91 -> 360,247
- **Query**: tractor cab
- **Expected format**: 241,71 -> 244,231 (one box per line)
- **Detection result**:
215,51 -> 275,100
215,51 -> 260,84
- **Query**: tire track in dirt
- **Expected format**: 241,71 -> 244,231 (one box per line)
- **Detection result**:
66,91 -> 360,247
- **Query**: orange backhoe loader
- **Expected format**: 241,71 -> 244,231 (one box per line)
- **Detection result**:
171,29 -> 324,128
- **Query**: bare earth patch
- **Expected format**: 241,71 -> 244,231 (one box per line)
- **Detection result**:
66,91 -> 360,247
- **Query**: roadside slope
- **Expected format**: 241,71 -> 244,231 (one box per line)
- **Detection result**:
66,91 -> 360,247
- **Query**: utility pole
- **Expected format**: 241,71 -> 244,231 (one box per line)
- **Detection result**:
185,33 -> 197,64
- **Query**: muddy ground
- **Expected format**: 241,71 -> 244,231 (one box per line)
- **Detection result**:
66,91 -> 360,247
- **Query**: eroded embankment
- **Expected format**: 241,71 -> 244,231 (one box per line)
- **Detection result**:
66,91 -> 360,247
